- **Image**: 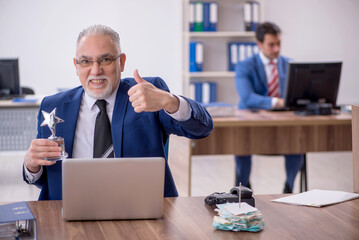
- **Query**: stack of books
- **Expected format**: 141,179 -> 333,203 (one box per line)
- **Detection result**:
201,102 -> 237,117
212,202 -> 265,232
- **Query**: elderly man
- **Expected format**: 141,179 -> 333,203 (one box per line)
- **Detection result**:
23,25 -> 213,200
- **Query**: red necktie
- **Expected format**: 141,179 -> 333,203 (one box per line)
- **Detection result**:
268,61 -> 280,97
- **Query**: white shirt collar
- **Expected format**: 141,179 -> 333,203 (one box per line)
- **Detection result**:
259,51 -> 278,65
83,82 -> 120,111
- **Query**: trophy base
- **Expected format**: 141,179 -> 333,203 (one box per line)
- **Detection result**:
44,152 -> 68,162
45,135 -> 67,161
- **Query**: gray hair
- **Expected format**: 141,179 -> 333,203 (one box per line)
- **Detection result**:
76,25 -> 121,53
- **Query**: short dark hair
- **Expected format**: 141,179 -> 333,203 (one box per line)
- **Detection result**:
255,22 -> 281,43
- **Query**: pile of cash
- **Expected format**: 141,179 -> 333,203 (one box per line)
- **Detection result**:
212,202 -> 265,232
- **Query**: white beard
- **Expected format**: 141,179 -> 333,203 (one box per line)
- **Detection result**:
85,75 -> 113,99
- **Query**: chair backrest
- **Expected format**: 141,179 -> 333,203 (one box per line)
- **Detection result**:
21,87 -> 35,95
351,105 -> 359,193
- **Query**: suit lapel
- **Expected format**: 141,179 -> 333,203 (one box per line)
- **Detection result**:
112,81 -> 130,158
62,88 -> 83,158
255,54 -> 268,91
277,56 -> 286,97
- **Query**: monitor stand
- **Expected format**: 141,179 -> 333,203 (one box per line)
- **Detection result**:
294,103 -> 333,116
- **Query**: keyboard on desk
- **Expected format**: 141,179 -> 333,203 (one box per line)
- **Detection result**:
0,94 -> 24,100
269,107 -> 291,112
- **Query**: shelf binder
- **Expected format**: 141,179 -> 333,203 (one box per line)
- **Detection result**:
228,42 -> 259,71
251,1 -> 260,31
0,202 -> 37,239
202,82 -> 210,104
209,82 -> 217,102
244,1 -> 260,32
245,44 -> 253,59
209,2 -> 218,31
189,2 -> 195,31
195,42 -> 204,71
190,81 -> 217,103
228,43 -> 238,71
203,2 -> 210,31
194,82 -> 203,102
190,41 -> 204,72
244,2 -> 252,31
190,41 -> 196,72
190,1 -> 217,32
194,2 -> 204,32
238,43 -> 246,62
253,44 -> 259,54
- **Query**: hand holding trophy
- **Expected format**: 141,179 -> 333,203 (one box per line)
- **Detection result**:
41,108 -> 68,161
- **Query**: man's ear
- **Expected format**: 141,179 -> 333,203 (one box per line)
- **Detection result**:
257,41 -> 263,51
119,53 -> 126,72
73,58 -> 79,76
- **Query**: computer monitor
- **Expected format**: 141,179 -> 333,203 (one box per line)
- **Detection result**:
284,61 -> 342,115
0,59 -> 21,98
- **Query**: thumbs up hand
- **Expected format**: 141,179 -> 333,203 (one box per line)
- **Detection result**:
128,69 -> 179,113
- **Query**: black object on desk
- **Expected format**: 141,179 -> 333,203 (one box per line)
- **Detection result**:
204,186 -> 255,207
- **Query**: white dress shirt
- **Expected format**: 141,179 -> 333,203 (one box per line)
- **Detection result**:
259,51 -> 279,108
24,83 -> 192,182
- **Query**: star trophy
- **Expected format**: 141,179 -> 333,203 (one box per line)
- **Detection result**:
41,108 -> 68,161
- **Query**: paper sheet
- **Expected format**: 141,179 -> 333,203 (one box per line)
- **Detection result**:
217,202 -> 258,215
271,189 -> 359,207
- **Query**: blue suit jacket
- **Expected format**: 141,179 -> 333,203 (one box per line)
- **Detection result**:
24,77 -> 213,200
235,54 -> 289,109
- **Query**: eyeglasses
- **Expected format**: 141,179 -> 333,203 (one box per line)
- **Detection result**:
75,55 -> 121,67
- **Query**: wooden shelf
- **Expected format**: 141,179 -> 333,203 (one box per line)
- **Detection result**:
182,0 -> 263,104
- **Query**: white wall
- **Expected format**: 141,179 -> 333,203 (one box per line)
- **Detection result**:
1,0 -> 358,104
264,0 -> 359,105
0,0 -> 183,96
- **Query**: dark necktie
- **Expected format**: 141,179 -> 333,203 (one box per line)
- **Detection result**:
93,100 -> 114,158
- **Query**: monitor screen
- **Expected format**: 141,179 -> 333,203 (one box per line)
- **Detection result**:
0,59 -> 21,97
284,61 -> 342,110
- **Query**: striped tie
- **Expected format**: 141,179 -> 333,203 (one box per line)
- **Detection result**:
268,61 -> 280,98
93,100 -> 114,158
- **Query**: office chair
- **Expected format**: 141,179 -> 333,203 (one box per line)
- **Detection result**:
300,156 -> 308,192
236,154 -> 308,193
21,87 -> 35,95
164,139 -> 169,160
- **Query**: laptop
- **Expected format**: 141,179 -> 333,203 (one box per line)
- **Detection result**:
62,157 -> 165,221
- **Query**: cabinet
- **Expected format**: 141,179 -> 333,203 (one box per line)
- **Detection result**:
0,102 -> 39,151
182,0 -> 263,104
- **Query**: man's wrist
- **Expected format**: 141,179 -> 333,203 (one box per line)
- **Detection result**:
24,151 -> 41,173
26,163 -> 41,173
164,93 -> 180,114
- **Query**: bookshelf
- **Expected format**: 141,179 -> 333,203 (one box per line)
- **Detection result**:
182,0 -> 263,104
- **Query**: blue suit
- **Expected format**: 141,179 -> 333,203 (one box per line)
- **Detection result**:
234,54 -> 303,192
23,77 -> 214,200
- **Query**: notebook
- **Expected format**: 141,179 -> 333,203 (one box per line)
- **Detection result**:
62,157 -> 165,221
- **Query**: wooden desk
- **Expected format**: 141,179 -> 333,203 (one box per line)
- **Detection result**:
351,105 -> 359,193
26,196 -> 359,240
169,110 -> 352,196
